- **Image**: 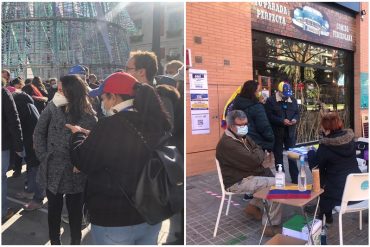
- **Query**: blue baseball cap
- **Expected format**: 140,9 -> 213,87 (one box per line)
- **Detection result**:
68,65 -> 87,75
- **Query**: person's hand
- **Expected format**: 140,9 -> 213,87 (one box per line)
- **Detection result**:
65,124 -> 90,135
73,167 -> 80,173
290,119 -> 297,125
283,119 -> 291,126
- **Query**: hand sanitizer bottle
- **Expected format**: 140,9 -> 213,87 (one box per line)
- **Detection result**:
275,164 -> 285,188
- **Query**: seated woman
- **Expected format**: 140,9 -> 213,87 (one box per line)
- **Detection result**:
307,112 -> 361,223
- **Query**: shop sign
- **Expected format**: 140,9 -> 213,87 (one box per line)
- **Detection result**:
252,2 -> 356,50
189,69 -> 210,135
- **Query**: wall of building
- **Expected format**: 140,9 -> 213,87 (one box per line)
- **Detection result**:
186,2 -> 368,176
127,2 -> 184,71
186,2 -> 253,176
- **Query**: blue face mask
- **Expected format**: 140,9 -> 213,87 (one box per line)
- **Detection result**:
236,125 -> 248,136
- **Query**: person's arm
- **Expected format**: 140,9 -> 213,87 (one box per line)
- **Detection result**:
3,89 -> 23,152
254,104 -> 275,146
265,98 -> 285,127
68,120 -> 107,175
219,137 -> 265,172
291,98 -> 300,123
33,104 -> 52,161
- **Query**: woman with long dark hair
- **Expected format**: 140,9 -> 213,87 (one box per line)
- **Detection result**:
22,76 -> 49,113
233,80 -> 275,151
33,75 -> 97,244
65,72 -> 171,244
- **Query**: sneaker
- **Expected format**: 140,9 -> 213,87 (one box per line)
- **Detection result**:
15,191 -> 34,200
244,204 -> 262,220
263,225 -> 282,237
2,208 -> 16,223
23,201 -> 42,211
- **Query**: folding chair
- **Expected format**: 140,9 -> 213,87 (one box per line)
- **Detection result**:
334,173 -> 369,245
213,159 -> 243,237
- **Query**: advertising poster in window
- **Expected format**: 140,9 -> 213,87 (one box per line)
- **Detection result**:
189,69 -> 210,134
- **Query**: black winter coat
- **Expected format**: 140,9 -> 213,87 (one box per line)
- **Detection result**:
314,129 -> 361,204
2,88 -> 23,151
265,93 -> 299,147
69,111 -> 166,227
233,95 -> 275,151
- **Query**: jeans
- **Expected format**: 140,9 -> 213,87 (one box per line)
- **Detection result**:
25,166 -> 44,202
2,150 -> 10,217
91,222 -> 162,245
46,190 -> 83,244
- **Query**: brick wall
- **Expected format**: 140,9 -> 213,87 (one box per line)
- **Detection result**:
186,2 -> 253,176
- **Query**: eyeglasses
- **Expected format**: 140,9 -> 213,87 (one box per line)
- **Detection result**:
234,123 -> 248,127
124,66 -> 136,72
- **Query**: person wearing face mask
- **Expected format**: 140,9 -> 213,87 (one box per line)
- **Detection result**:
216,110 -> 281,236
64,72 -> 172,245
265,81 -> 300,184
33,75 -> 97,245
233,80 -> 275,152
47,78 -> 58,101
306,112 -> 361,224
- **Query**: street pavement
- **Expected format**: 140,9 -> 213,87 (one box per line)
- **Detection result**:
186,157 -> 369,245
2,165 -> 180,245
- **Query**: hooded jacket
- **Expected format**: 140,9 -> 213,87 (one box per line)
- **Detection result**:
315,129 -> 361,202
233,95 -> 275,151
216,129 -> 273,189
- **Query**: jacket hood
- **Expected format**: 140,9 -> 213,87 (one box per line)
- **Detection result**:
233,95 -> 258,109
320,129 -> 356,157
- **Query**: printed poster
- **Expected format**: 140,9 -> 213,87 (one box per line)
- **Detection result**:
189,69 -> 210,134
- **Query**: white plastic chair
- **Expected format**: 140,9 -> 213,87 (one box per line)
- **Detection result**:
213,159 -> 243,237
334,173 -> 369,245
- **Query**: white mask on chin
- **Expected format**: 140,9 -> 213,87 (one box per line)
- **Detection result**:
101,101 -> 114,116
52,92 -> 68,107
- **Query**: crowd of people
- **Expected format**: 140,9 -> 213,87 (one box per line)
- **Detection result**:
1,53 -> 184,245
216,80 -> 361,236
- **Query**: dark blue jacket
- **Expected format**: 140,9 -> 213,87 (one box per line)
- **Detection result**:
265,93 -> 299,147
233,95 -> 274,151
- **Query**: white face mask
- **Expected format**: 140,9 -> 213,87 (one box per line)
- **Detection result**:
101,101 -> 114,116
52,92 -> 68,107
51,84 -> 57,89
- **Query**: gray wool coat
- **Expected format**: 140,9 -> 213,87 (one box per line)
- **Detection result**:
34,102 -> 97,195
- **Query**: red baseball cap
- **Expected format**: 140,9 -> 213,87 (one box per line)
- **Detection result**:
89,72 -> 138,97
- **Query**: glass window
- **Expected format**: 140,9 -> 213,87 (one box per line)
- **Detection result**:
253,31 -> 353,144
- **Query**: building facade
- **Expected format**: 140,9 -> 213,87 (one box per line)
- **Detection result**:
126,2 -> 184,72
186,2 -> 368,176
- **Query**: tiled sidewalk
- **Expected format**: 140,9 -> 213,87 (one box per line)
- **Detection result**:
186,160 -> 369,245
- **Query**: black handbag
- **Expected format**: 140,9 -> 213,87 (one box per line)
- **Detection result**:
112,118 -> 184,225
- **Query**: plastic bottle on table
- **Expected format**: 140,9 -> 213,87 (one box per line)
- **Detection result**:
298,155 -> 307,191
275,164 -> 285,188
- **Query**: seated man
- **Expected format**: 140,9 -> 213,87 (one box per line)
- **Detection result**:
216,110 -> 282,236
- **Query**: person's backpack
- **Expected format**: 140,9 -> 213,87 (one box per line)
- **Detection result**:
113,117 -> 184,225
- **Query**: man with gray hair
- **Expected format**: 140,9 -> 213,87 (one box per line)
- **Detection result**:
216,110 -> 282,236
